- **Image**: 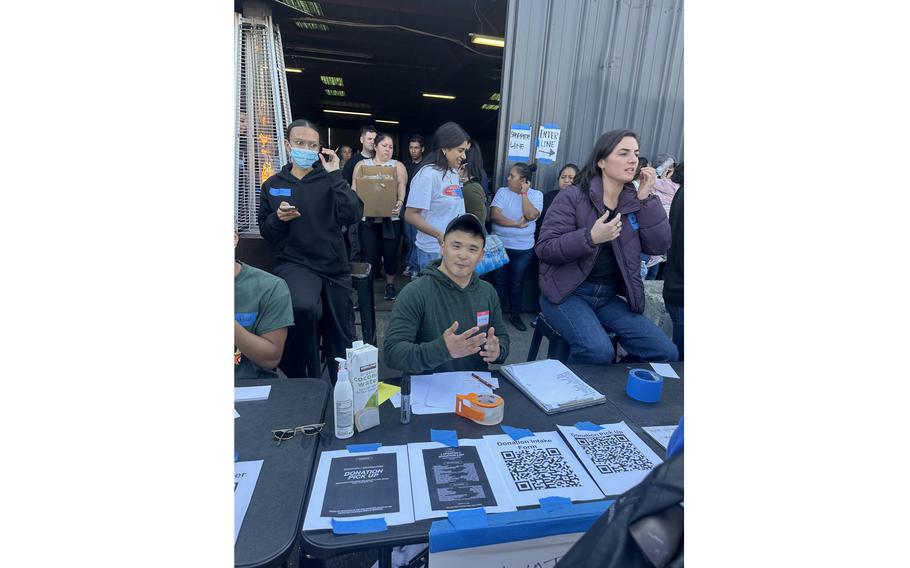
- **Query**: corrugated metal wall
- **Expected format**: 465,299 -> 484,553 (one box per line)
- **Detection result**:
495,0 -> 683,191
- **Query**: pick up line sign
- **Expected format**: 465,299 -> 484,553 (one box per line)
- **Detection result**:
508,123 -> 532,162
536,123 -> 561,164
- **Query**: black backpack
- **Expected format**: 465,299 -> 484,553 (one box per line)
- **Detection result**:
558,452 -> 683,567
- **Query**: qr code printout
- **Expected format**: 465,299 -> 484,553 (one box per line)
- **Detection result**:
500,446 -> 582,491
575,431 -> 654,474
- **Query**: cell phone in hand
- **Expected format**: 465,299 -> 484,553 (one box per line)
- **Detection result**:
280,205 -> 297,212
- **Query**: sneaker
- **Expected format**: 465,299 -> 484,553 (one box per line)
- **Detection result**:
509,314 -> 527,332
384,284 -> 397,300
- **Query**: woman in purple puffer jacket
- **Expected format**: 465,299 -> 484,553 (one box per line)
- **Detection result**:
535,129 -> 678,364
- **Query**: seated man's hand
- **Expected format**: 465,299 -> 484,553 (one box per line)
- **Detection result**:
480,326 -> 500,363
443,321 -> 487,359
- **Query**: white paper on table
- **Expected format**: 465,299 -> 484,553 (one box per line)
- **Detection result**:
481,432 -> 603,507
234,409 -> 240,419
502,360 -> 603,409
235,460 -> 264,544
234,385 -> 271,402
389,392 -> 402,408
302,445 -> 414,531
648,363 -> 680,379
411,372 -> 497,414
642,425 -> 677,450
407,439 -> 517,520
557,422 -> 663,497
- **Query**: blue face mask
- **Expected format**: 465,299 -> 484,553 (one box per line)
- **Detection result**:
290,147 -> 319,168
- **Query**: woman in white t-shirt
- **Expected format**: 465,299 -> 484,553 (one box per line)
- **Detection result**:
352,133 -> 408,300
489,162 -> 544,331
403,122 -> 470,273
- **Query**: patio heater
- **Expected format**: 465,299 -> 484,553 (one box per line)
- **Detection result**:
235,10 -> 292,236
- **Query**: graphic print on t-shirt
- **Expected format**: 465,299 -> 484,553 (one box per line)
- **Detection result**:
442,184 -> 464,198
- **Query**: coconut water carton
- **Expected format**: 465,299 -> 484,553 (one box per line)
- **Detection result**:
345,341 -> 380,432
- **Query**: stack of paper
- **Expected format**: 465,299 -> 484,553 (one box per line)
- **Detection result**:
500,360 -> 604,414
234,385 -> 271,402
407,372 -> 498,415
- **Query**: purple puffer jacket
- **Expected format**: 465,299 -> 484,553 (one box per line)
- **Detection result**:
535,176 -> 671,313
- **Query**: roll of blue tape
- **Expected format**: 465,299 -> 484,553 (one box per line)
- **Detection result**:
626,368 -> 664,403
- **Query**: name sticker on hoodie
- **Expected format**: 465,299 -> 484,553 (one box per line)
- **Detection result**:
627,213 -> 640,230
269,187 -> 292,197
476,310 -> 490,327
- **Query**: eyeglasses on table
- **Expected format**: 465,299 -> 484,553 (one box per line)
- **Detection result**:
272,423 -> 325,446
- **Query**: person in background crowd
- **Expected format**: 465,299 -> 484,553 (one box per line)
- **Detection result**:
489,162 -> 543,332
652,153 -> 679,216
384,214 -> 509,374
402,134 -> 425,278
460,142 -> 488,225
234,231 -> 294,379
536,129 -> 678,364
352,133 -> 407,301
634,157 -> 663,280
337,144 -> 353,170
342,125 -> 377,262
538,163 -> 579,235
404,122 -> 470,273
257,118 -> 363,381
662,162 -> 683,360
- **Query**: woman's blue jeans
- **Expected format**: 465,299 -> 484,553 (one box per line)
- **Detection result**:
492,247 -> 534,316
540,281 -> 678,365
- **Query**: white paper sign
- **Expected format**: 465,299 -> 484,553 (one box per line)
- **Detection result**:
649,362 -> 680,379
557,422 -> 663,497
234,385 -> 271,402
303,445 -> 414,531
642,425 -> 678,450
536,123 -> 561,164
507,123 -> 532,161
408,439 -> 517,520
482,432 -> 603,507
235,460 -> 264,544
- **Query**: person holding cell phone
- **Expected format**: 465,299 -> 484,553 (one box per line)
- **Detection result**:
257,118 -> 364,380
536,129 -> 678,365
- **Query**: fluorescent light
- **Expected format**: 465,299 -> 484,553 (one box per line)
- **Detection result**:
469,33 -> 505,48
422,93 -> 455,100
325,89 -> 346,97
294,21 -> 330,31
376,119 -> 399,124
481,104 -> 500,110
285,67 -> 303,73
323,109 -> 371,117
320,75 -> 344,86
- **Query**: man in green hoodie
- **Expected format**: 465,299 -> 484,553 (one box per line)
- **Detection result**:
384,214 -> 510,374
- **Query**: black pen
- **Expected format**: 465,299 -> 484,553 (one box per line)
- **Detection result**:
400,376 -> 411,424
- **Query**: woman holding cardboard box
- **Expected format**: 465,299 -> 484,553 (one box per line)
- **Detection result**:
352,132 -> 408,300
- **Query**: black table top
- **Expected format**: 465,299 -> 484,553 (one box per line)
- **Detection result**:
300,362 -> 683,559
234,378 -> 330,568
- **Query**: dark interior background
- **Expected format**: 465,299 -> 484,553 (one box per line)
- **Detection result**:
239,0 -> 508,178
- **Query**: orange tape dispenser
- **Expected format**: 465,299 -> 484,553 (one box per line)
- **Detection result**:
455,392 -> 504,426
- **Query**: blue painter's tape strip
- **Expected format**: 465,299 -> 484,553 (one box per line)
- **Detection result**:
431,429 -> 459,448
626,369 -> 664,403
447,508 -> 488,530
539,496 -> 572,509
501,425 -> 533,440
429,500 -> 613,553
331,518 -> 388,534
542,123 -> 559,129
346,443 -> 381,453
269,187 -> 291,197
234,451 -> 238,462
511,123 -> 531,131
507,155 -> 529,162
575,421 -> 604,431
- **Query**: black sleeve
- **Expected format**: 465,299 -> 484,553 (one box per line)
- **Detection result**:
328,170 -> 363,226
341,157 -> 357,186
257,178 -> 289,243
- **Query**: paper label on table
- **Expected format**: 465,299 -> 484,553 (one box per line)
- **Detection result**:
557,422 -> 663,497
481,432 -> 603,507
411,372 -> 497,415
642,425 -> 678,450
234,460 -> 264,544
234,409 -> 239,419
649,363 -> 680,379
234,385 -> 271,402
408,439 -> 517,520
303,445 -> 414,531
390,391 -> 402,408
378,381 -> 401,405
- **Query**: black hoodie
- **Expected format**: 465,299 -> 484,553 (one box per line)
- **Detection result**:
258,162 -> 363,277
